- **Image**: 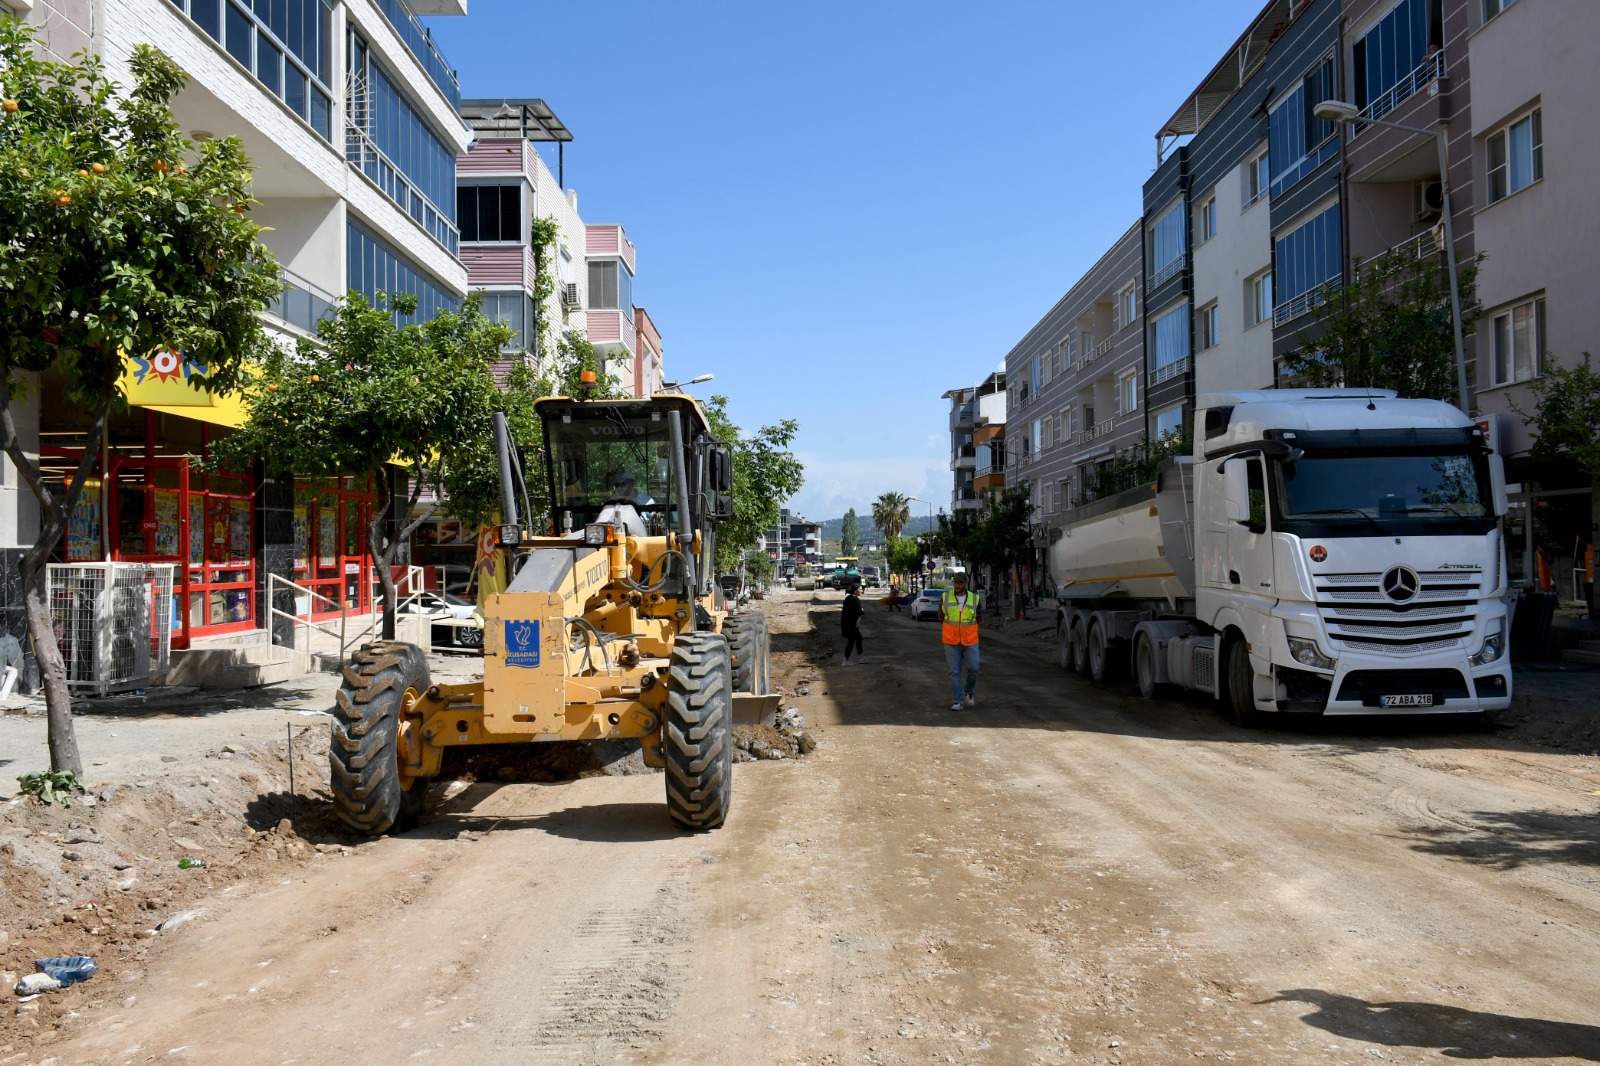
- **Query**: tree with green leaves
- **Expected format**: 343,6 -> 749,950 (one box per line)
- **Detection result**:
702,395 -> 805,572
885,535 -> 922,585
0,21 -> 281,775
840,508 -> 859,556
743,550 -> 774,589
1279,242 -> 1482,400
214,292 -> 511,638
872,492 -> 911,541
1522,352 -> 1600,481
934,486 -> 1034,592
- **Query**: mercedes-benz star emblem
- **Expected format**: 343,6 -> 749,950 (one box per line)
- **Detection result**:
1381,565 -> 1421,603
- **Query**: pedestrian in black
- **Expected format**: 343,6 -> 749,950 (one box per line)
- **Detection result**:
841,585 -> 865,665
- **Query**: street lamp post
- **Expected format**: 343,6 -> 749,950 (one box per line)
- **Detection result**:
1313,100 -> 1469,414
907,496 -> 936,589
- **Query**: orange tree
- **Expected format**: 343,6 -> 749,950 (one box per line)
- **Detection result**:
213,292 -> 511,640
0,20 -> 280,775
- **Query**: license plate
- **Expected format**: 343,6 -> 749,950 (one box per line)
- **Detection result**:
1380,693 -> 1434,707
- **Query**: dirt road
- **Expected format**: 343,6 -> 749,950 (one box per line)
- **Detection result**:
13,588 -> 1600,1064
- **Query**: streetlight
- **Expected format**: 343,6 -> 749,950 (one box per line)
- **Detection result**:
907,496 -> 936,586
661,373 -> 714,391
1312,99 -> 1469,414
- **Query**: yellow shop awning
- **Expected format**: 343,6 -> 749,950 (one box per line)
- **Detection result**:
121,350 -> 248,430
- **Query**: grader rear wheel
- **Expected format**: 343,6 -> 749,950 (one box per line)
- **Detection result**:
724,613 -> 759,694
665,632 -> 734,831
329,641 -> 432,835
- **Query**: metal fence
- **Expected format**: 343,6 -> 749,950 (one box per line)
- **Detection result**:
47,563 -> 175,696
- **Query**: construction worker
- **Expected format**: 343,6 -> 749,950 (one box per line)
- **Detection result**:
940,572 -> 981,711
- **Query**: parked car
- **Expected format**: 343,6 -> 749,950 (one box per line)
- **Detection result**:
909,588 -> 944,621
402,590 -> 483,650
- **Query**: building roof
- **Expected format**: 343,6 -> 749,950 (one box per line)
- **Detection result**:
1154,0 -> 1306,150
461,99 -> 574,142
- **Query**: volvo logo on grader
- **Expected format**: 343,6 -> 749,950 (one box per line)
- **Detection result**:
327,397 -> 777,838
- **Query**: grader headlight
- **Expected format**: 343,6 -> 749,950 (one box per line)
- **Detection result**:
583,523 -> 612,546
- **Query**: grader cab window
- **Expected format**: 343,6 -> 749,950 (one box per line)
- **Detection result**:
545,407 -> 676,528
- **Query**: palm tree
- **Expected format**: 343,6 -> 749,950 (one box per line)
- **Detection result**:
872,492 -> 912,541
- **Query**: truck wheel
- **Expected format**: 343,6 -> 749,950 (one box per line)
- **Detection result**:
665,633 -> 734,831
1223,639 -> 1262,728
329,641 -> 432,835
1087,619 -> 1116,682
724,614 -> 757,694
1135,632 -> 1168,700
1069,616 -> 1090,675
1057,625 -> 1071,670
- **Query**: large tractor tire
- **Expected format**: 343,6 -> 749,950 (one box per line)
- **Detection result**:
665,632 -> 734,831
724,613 -> 759,695
329,641 -> 432,835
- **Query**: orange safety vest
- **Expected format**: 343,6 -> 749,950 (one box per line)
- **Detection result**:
941,589 -> 980,646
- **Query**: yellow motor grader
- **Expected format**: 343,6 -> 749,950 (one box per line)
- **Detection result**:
329,390 -> 775,834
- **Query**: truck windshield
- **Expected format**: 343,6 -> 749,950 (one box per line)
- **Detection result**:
1273,450 -> 1495,536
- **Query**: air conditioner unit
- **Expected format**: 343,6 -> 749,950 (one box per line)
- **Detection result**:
1414,180 -> 1445,221
560,282 -> 580,308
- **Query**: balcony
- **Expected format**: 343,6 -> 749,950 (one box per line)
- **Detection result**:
1149,356 -> 1190,386
1360,228 -> 1440,276
1092,335 -> 1116,362
265,267 -> 337,336
1273,278 -> 1341,327
1151,254 -> 1186,288
586,310 -> 638,359
1354,53 -> 1446,131
375,0 -> 461,109
951,402 -> 977,429
951,444 -> 977,471
345,126 -> 459,253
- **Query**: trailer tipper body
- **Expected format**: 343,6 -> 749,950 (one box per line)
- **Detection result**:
1051,389 -> 1512,724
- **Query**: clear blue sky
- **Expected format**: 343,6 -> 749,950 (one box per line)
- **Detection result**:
430,0 -> 1269,522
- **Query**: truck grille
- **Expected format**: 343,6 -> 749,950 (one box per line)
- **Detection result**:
1315,569 -> 1482,653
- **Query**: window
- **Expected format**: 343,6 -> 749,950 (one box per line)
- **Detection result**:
1487,109 -> 1542,203
1117,370 -> 1138,416
1245,150 -> 1271,207
1031,418 -> 1044,457
1118,284 -> 1138,328
587,260 -> 633,315
1150,303 -> 1191,384
1198,195 -> 1217,243
1489,296 -> 1545,385
1484,0 -> 1518,18
1030,356 -> 1042,396
1248,271 -> 1274,327
347,220 -> 458,325
1154,405 -> 1185,441
1274,202 -> 1343,314
166,0 -> 333,140
1149,201 -> 1187,285
1354,0 -> 1441,112
1268,56 -> 1338,197
1199,302 -> 1220,350
1041,351 -> 1055,387
457,185 -> 522,242
477,291 -> 535,351
347,31 -> 459,251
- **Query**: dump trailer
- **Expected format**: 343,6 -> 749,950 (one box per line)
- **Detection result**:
329,389 -> 776,835
1052,389 -> 1513,724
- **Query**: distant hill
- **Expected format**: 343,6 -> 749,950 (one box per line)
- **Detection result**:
818,514 -> 936,540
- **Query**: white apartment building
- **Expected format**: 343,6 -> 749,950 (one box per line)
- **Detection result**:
5,0 -> 472,666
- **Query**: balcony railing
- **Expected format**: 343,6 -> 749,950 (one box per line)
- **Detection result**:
266,268 -> 338,336
976,464 -> 1003,478
1094,418 -> 1114,438
1355,52 -> 1446,130
1360,228 -> 1441,276
1151,254 -> 1186,288
1093,336 -> 1116,361
1273,277 -> 1342,327
1149,356 -> 1190,386
375,0 -> 462,109
345,124 -> 459,253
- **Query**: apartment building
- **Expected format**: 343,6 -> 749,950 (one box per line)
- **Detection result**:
1145,0 -> 1344,429
1463,0 -> 1599,594
944,372 -> 1007,512
632,307 -> 666,398
1001,224 -> 1146,523
6,0 -> 472,660
762,509 -> 821,571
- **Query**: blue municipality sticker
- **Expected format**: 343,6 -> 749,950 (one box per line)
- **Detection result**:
503,620 -> 541,668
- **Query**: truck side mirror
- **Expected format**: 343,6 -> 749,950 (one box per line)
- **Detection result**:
1221,460 -> 1251,523
712,494 -> 734,520
712,447 -> 734,492
1489,453 -> 1508,517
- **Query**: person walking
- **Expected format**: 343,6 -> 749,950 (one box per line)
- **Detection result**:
888,582 -> 903,612
940,572 -> 981,711
841,585 -> 865,664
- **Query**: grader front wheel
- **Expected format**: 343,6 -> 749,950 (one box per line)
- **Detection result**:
329,641 -> 433,835
664,632 -> 734,831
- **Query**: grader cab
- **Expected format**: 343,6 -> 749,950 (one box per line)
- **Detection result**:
329,390 -> 775,835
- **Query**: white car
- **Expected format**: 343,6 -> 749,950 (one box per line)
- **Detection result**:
402,590 -> 483,650
909,589 -> 944,621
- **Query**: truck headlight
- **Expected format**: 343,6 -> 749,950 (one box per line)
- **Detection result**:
1469,621 -> 1506,667
1287,637 -> 1336,671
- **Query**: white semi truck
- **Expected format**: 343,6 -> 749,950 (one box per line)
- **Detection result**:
1051,389 -> 1512,724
